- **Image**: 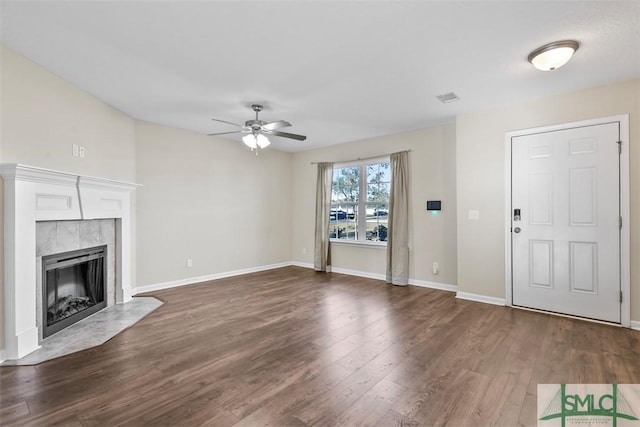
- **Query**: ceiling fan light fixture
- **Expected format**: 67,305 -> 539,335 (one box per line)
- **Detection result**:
528,40 -> 579,71
256,134 -> 270,148
242,133 -> 271,150
242,134 -> 258,149
210,104 -> 305,153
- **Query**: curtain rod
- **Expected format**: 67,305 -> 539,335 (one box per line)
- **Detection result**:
309,150 -> 410,165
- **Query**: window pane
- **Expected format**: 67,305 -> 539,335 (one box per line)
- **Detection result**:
366,162 -> 390,202
367,182 -> 390,202
332,167 -> 359,203
367,162 -> 390,185
330,204 -> 357,240
366,203 -> 388,241
366,164 -> 380,185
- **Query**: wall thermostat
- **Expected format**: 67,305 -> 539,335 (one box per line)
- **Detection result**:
427,200 -> 441,211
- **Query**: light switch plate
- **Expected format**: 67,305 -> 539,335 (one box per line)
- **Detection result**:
468,209 -> 480,220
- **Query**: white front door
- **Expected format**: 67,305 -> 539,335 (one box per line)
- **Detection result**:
511,122 -> 621,323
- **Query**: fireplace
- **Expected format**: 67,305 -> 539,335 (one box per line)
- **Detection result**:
42,245 -> 107,338
0,164 -> 139,360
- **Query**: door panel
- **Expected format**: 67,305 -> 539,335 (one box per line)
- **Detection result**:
569,167 -> 597,226
529,172 -> 553,225
530,240 -> 553,288
569,241 -> 597,294
511,122 -> 620,323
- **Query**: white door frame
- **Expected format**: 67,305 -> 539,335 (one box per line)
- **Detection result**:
504,114 -> 630,326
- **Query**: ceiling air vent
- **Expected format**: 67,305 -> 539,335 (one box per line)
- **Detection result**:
436,92 -> 460,103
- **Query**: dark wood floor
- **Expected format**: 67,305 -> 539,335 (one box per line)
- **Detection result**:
1,266 -> 639,426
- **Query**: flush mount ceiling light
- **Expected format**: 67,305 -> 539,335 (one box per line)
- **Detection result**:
528,40 -> 579,71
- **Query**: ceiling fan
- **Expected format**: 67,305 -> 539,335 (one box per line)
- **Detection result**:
209,104 -> 306,150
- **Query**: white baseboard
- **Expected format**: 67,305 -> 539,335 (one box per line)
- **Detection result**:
631,320 -> 640,331
0,350 -> 5,364
133,259 -> 459,305
456,291 -> 506,306
132,262 -> 292,295
409,279 -> 457,293
330,266 -> 385,281
292,262 -> 457,293
290,261 -> 314,269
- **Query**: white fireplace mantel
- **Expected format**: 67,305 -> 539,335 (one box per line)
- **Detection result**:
0,164 -> 140,360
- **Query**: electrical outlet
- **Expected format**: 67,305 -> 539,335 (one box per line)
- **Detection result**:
302,248 -> 307,255
79,146 -> 86,158
72,144 -> 79,157
186,258 -> 193,268
432,262 -> 439,275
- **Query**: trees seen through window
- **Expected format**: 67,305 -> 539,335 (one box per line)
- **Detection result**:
330,160 -> 390,242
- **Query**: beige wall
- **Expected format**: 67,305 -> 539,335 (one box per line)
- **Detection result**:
134,121 -> 293,287
290,124 -> 458,286
456,79 -> 640,320
0,45 -> 294,356
0,45 -> 137,351
2,42 -> 637,359
0,46 -> 137,181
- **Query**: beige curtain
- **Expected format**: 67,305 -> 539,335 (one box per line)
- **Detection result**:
386,151 -> 410,285
314,162 -> 333,271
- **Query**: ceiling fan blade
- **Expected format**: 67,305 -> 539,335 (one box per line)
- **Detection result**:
262,120 -> 291,131
269,130 -> 307,141
211,118 -> 243,127
207,130 -> 242,136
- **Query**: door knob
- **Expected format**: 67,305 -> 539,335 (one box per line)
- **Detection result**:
513,227 -> 521,233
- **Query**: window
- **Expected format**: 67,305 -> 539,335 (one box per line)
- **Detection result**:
330,159 -> 390,243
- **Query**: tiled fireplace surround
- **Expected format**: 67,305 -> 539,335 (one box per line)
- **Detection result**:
0,164 -> 139,360
35,219 -> 117,340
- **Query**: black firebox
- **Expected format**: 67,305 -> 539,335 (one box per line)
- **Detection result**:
42,245 -> 107,338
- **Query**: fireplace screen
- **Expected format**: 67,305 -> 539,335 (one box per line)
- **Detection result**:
42,245 -> 107,338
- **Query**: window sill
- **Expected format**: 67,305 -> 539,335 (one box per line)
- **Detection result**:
330,239 -> 387,249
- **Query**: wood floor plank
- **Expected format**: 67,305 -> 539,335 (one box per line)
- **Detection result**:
335,378 -> 407,426
0,400 -> 31,424
1,266 -> 639,426
517,392 -> 538,427
293,345 -> 401,426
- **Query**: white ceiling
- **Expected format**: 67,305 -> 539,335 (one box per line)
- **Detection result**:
1,1 -> 639,152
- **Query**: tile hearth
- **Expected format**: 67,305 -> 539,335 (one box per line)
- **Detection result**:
1,297 -> 163,366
